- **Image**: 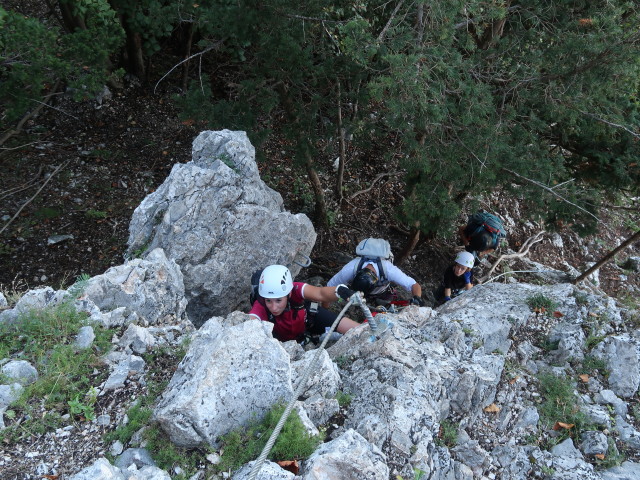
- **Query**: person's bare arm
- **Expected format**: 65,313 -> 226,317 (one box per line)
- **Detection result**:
304,284 -> 352,303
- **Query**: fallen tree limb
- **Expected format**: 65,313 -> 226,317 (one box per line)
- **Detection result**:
479,230 -> 546,283
348,171 -> 402,200
501,168 -> 601,226
0,81 -> 61,149
574,229 -> 640,284
0,159 -> 71,237
0,164 -> 44,201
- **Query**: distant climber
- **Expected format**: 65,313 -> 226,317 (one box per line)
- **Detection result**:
459,211 -> 507,258
326,238 -> 424,307
434,251 -> 475,305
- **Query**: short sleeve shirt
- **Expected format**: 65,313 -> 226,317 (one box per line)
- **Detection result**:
442,265 -> 472,291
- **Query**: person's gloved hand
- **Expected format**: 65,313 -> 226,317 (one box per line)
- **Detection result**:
336,284 -> 356,301
411,295 -> 425,306
463,271 -> 473,284
443,296 -> 451,302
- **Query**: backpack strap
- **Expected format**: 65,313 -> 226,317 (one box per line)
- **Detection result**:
374,257 -> 388,282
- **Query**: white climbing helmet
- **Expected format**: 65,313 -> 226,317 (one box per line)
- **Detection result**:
455,251 -> 475,269
259,265 -> 294,298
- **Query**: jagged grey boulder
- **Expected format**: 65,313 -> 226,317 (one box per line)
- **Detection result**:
232,460 -> 296,480
601,461 -> 640,480
1,360 -> 38,385
291,349 -> 341,400
325,307 -> 500,479
69,458 -> 125,480
300,429 -> 389,479
126,130 -> 316,326
592,335 -> 640,398
83,248 -> 186,326
75,325 -> 95,349
119,324 -> 156,354
0,287 -> 68,324
154,318 -> 293,447
114,448 -> 157,470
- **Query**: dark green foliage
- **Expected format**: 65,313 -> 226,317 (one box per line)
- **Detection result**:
0,5 -> 124,123
4,1 -> 638,237
526,293 -> 559,315
173,0 -> 639,237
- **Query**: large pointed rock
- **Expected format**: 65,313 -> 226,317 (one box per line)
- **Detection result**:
127,130 -> 316,326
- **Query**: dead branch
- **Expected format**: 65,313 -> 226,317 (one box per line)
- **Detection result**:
377,0 -> 406,43
0,160 -> 71,237
154,41 -> 224,94
0,80 -> 61,148
574,228 -> 640,284
479,230 -> 545,283
348,171 -> 402,200
0,164 -> 44,201
502,168 -> 602,227
579,110 -> 640,139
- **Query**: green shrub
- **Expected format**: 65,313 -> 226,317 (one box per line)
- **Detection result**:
217,403 -> 323,472
85,209 -> 108,219
104,401 -> 153,445
526,293 -> 558,315
537,372 -> 590,443
435,419 -> 458,447
335,390 -> 352,407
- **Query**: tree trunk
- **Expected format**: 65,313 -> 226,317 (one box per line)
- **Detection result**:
276,83 -> 329,229
574,229 -> 640,283
336,79 -> 346,202
394,222 -> 421,266
181,23 -> 195,92
123,24 -> 146,80
302,150 -> 330,230
58,1 -> 87,32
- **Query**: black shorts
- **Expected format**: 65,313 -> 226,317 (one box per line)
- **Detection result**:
305,305 -> 342,336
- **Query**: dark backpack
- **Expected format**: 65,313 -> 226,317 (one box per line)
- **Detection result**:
467,212 -> 506,248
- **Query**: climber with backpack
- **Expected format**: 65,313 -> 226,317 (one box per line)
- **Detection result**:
458,211 -> 507,259
247,264 -> 361,343
326,238 -> 425,307
433,251 -> 475,306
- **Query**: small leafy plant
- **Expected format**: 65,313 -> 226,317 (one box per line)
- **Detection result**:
335,390 -> 352,407
436,419 -> 458,447
537,372 -> 590,443
526,293 -> 558,316
85,209 -> 108,219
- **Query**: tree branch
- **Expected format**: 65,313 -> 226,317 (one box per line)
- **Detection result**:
479,230 -> 545,283
502,168 -> 601,226
348,171 -> 402,200
377,0 -> 406,43
0,160 -> 71,237
579,110 -> 640,139
574,229 -> 640,284
154,41 -> 224,94
0,80 -> 61,148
